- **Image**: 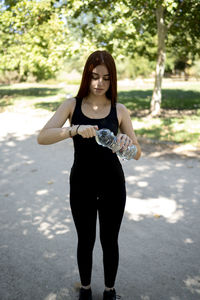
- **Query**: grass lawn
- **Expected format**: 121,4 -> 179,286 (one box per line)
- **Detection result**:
0,79 -> 200,146
116,80 -> 200,146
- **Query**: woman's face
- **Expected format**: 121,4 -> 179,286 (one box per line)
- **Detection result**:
89,64 -> 110,96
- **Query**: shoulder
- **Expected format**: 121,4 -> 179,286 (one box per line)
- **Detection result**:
116,103 -> 127,113
62,97 -> 76,108
116,103 -> 130,124
54,97 -> 77,120
65,97 -> 77,120
59,97 -> 76,113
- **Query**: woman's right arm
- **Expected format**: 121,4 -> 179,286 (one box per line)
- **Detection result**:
37,98 -> 76,145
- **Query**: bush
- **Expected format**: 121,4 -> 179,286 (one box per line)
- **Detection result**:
116,55 -> 156,79
189,60 -> 200,78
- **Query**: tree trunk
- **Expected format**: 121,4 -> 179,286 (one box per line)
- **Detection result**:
150,3 -> 166,116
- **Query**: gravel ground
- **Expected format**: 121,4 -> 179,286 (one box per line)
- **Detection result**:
0,105 -> 200,300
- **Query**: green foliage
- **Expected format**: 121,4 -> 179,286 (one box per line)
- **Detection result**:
62,0 -> 200,86
63,0 -> 200,59
62,0 -> 200,115
116,55 -> 156,79
0,0 -> 73,81
1,0 -> 200,83
62,0 -> 157,59
190,60 -> 200,78
61,54 -> 156,81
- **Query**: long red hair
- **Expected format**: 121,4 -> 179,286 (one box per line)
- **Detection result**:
76,50 -> 117,106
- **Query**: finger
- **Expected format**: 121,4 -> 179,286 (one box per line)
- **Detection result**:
81,127 -> 88,138
86,128 -> 90,137
123,141 -> 130,150
82,126 -> 90,138
89,127 -> 95,137
93,127 -> 97,136
87,127 -> 93,137
85,127 -> 94,138
124,138 -> 133,150
119,135 -> 127,148
121,135 -> 131,149
117,134 -> 123,145
127,139 -> 133,147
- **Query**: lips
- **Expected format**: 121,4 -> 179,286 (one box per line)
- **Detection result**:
95,88 -> 104,91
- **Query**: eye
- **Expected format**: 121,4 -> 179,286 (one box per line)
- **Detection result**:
91,74 -> 99,80
103,77 -> 110,81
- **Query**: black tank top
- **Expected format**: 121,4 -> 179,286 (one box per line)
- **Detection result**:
71,97 -> 120,167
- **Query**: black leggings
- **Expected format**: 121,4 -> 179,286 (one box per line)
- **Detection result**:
70,164 -> 126,288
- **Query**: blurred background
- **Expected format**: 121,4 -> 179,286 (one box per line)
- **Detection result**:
1,2 -> 200,299
0,0 -> 200,148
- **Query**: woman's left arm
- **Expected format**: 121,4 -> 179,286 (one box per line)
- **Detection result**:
117,103 -> 141,160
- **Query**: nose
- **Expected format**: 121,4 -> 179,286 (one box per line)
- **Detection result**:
97,77 -> 103,85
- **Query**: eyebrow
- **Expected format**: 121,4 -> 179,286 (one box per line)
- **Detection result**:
92,72 -> 110,76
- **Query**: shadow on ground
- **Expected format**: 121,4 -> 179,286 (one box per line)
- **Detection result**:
0,133 -> 200,300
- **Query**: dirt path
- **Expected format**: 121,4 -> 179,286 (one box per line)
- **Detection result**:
1,104 -> 200,300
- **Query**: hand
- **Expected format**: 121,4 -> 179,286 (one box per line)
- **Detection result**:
77,125 -> 98,138
116,133 -> 133,151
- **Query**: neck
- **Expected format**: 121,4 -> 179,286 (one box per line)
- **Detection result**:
86,94 -> 108,106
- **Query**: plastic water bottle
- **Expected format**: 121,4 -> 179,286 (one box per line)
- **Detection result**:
95,128 -> 138,160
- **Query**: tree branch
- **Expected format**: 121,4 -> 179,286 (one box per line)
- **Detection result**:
167,0 -> 186,30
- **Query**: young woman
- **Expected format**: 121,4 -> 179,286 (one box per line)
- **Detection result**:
37,50 -> 141,300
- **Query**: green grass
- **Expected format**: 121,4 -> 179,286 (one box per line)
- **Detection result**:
0,86 -> 63,110
133,115 -> 200,145
1,80 -> 200,146
118,89 -> 200,110
35,100 -> 63,111
117,82 -> 200,146
162,89 -> 200,109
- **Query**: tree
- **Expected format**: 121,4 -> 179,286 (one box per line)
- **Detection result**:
0,0 -> 71,81
150,0 -> 200,115
63,0 -> 200,115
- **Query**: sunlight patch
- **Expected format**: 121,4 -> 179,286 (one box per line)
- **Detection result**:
184,275 -> 200,295
43,250 -> 56,258
137,181 -> 149,187
126,176 -> 137,183
36,189 -> 48,195
184,238 -> 194,244
125,196 -> 184,222
6,141 -> 16,147
38,222 -> 53,239
44,293 -> 56,300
